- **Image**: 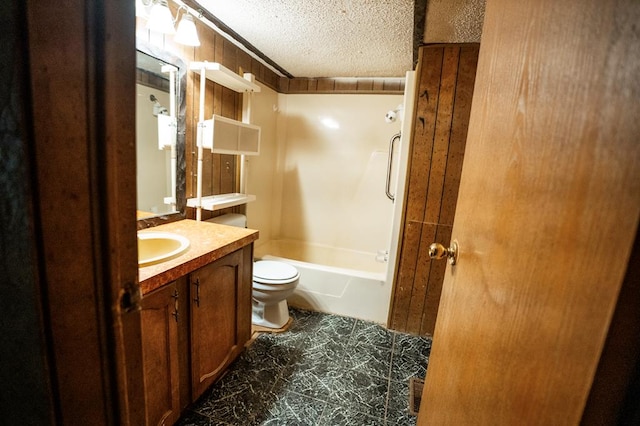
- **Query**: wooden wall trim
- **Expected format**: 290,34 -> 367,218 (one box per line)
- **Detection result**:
279,77 -> 405,94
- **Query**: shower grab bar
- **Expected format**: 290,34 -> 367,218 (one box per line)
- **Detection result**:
386,132 -> 401,201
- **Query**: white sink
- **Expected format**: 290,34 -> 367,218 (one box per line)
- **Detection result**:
138,232 -> 190,267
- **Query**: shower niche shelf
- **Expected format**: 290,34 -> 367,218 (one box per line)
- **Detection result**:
187,193 -> 256,211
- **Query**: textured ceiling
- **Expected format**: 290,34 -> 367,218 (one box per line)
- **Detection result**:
196,0 -> 415,78
424,0 -> 485,43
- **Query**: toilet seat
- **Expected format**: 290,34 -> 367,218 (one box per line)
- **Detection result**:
253,260 -> 299,285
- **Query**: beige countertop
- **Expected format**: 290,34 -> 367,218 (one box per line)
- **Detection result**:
138,219 -> 259,295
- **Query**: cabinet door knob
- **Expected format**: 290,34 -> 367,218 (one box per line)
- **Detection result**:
428,240 -> 459,265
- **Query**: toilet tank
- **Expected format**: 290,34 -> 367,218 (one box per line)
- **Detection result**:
205,213 -> 247,228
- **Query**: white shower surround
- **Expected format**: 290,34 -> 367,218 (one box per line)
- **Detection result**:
246,85 -> 405,323
247,90 -> 403,324
275,93 -> 402,253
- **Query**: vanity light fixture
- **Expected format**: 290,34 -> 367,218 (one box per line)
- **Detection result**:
147,0 -> 176,34
135,0 -> 150,18
174,13 -> 201,46
139,0 -> 201,46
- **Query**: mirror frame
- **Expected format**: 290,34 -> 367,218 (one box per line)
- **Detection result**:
136,39 -> 187,229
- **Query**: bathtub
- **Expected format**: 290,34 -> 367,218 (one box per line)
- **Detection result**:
254,240 -> 391,324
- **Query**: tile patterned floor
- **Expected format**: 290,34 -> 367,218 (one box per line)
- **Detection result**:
177,308 -> 432,426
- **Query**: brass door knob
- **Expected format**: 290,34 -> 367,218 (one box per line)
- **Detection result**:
428,241 -> 459,265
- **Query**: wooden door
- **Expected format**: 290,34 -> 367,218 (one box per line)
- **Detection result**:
190,249 -> 245,399
141,283 -> 181,426
419,0 -> 640,424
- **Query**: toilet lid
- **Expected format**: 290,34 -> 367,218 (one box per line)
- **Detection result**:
254,260 -> 298,281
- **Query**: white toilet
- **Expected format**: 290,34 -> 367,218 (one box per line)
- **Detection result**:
206,214 -> 299,329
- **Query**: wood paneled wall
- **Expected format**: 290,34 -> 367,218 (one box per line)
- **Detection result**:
136,68 -> 171,91
280,77 -> 405,94
389,44 -> 479,335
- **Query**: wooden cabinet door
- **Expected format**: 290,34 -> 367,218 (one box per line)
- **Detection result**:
418,0 -> 640,424
190,249 -> 245,400
140,282 -> 180,426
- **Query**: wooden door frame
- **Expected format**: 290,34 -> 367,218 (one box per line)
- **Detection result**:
24,0 -> 145,423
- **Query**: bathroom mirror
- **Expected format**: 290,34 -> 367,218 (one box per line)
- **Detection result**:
136,40 -> 186,228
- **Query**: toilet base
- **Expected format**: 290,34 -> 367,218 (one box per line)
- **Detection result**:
252,299 -> 290,329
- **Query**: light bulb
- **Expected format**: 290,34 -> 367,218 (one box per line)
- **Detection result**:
175,14 -> 200,46
146,0 -> 175,35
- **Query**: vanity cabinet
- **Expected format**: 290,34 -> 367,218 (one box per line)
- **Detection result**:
189,246 -> 253,400
140,281 -> 181,426
138,219 -> 258,424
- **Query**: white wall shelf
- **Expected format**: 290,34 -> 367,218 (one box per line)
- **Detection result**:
190,61 -> 261,93
191,60 -> 260,220
202,114 -> 260,155
187,193 -> 256,211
